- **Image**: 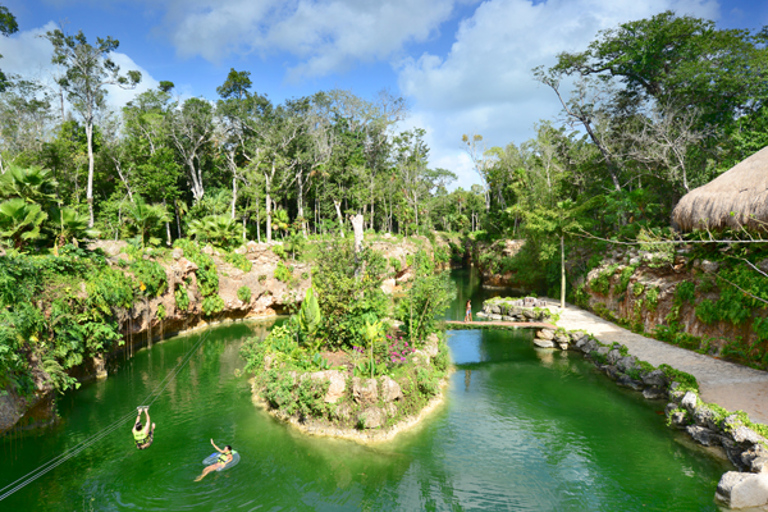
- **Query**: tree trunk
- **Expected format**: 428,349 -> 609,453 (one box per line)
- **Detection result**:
352,214 -> 364,278
86,122 -> 95,228
333,199 -> 345,238
560,234 -> 566,309
265,170 -> 273,243
231,175 -> 238,219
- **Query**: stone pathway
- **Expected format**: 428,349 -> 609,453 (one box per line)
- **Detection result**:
548,302 -> 768,426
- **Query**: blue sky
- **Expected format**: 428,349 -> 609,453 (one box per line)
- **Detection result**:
2,0 -> 767,189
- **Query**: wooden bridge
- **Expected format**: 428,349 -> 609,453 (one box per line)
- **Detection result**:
443,320 -> 556,330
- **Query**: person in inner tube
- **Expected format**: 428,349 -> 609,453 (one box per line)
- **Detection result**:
132,406 -> 155,450
195,439 -> 233,481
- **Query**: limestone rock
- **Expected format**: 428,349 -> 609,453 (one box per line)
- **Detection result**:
172,247 -> 183,260
686,425 -> 720,446
424,333 -> 440,358
681,391 -> 698,413
641,370 -> 667,388
642,387 -> 665,400
334,403 -> 352,421
309,370 -> 346,404
693,405 -> 718,430
553,332 -> 570,344
616,356 -> 637,373
537,329 -> 555,340
533,338 -> 557,349
358,407 -> 386,429
716,471 -> 768,509
731,425 -> 766,446
606,348 -> 622,365
384,402 -> 398,418
352,377 -> 378,404
594,346 -> 611,359
665,403 -> 688,428
616,374 -> 643,391
379,376 -> 403,403
741,445 -> 768,474
580,338 -> 599,354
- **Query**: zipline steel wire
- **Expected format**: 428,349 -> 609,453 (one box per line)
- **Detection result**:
0,329 -> 211,502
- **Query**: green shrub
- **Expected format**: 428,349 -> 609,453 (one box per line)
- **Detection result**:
274,260 -> 293,283
224,251 -> 252,273
130,259 -> 167,298
175,285 -> 190,311
646,287 -> 660,310
202,294 -> 224,316
658,364 -> 698,393
237,286 -> 252,303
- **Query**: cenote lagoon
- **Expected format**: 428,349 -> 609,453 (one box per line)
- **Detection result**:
0,270 -> 730,511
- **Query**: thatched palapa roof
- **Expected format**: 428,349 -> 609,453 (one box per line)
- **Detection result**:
671,146 -> 768,232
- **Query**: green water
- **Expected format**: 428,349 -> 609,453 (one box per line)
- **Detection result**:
1,268 -> 729,511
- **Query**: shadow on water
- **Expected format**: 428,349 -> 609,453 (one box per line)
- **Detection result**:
0,269 -> 732,511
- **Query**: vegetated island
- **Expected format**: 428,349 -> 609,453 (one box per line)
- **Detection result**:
240,238 -> 456,443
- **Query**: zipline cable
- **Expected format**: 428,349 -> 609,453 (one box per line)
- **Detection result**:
0,329 -> 211,502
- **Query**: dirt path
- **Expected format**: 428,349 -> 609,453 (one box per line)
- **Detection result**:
549,302 -> 768,426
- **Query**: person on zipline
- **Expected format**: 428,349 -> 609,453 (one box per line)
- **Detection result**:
132,406 -> 155,450
195,439 -> 233,481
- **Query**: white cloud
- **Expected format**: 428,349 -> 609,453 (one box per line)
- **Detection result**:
396,0 -> 721,189
0,22 -> 159,113
159,0 -> 458,80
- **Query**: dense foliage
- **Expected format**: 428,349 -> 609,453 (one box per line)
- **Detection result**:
0,246 -> 136,395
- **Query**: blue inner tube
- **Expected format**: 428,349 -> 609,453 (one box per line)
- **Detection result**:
202,451 -> 240,471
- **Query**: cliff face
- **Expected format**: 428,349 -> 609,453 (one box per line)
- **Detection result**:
114,241 -> 311,348
1,234 -> 466,434
0,241 -> 312,434
471,239 -> 528,290
582,246 -> 768,361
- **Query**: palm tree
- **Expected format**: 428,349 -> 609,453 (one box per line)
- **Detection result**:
52,207 -> 99,254
188,214 -> 238,248
0,164 -> 57,205
124,196 -> 170,247
272,208 -> 290,239
0,198 -> 47,251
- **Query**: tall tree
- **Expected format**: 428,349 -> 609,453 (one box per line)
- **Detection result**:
167,97 -> 214,204
0,5 -> 18,92
45,28 -> 141,226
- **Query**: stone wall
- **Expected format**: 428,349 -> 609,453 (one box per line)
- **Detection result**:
583,246 -> 767,355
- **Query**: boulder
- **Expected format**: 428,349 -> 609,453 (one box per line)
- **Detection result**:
533,338 -> 557,349
681,391 -> 698,413
553,332 -> 570,344
730,425 -> 766,446
616,356 -> 637,373
580,339 -> 599,354
309,370 -> 347,404
352,377 -> 378,404
358,407 -> 386,429
665,403 -> 688,428
641,370 -> 667,389
716,472 -> 768,509
741,444 -> 768,474
606,348 -> 622,365
379,376 -> 403,403
686,425 -> 720,447
616,374 -> 643,391
693,405 -> 718,431
642,387 -> 665,400
537,329 -> 555,341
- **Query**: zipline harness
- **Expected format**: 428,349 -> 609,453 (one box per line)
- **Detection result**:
0,329 -> 211,502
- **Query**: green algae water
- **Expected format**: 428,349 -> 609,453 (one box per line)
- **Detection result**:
1,269 -> 730,511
